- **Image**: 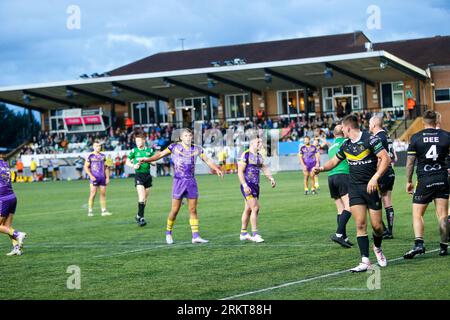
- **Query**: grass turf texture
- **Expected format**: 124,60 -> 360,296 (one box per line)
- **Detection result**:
1,168 -> 449,300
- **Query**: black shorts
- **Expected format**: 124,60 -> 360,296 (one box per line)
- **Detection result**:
378,170 -> 395,194
328,174 -> 349,199
413,174 -> 449,204
135,173 -> 152,189
348,183 -> 382,210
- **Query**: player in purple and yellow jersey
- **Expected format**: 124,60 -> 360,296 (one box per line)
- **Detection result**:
299,136 -> 320,195
238,137 -> 276,243
140,129 -> 223,244
85,141 -> 112,217
0,156 -> 27,256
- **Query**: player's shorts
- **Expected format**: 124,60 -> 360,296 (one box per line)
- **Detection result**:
241,182 -> 260,200
17,170 -> 23,174
378,170 -> 395,194
413,174 -> 449,204
172,177 -> 198,200
303,162 -> 317,173
328,174 -> 349,199
53,167 -> 59,172
90,176 -> 106,187
135,172 -> 153,189
348,183 -> 382,211
31,170 -> 36,173
0,194 -> 17,217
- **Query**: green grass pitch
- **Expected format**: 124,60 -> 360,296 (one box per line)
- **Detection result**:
1,168 -> 449,300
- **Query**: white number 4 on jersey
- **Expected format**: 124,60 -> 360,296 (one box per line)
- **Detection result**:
425,145 -> 438,161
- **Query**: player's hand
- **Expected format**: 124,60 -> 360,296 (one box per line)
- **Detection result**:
367,176 -> 378,194
313,166 -> 323,175
134,163 -> 140,170
90,175 -> 97,182
216,169 -> 224,178
243,184 -> 252,194
106,177 -> 110,185
406,182 -> 414,194
270,178 -> 276,188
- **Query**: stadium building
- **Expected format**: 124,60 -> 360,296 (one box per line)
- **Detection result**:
0,31 -> 449,136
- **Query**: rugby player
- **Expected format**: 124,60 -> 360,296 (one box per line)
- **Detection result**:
315,114 -> 391,272
404,110 -> 450,258
369,115 -> 397,239
125,134 -> 155,227
238,136 -> 276,243
299,136 -> 320,195
85,141 -> 112,217
140,129 -> 223,244
0,157 -> 27,256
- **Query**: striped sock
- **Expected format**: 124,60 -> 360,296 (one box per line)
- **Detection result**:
252,230 -> 258,237
241,229 -> 248,235
190,219 -> 199,238
166,219 -> 175,234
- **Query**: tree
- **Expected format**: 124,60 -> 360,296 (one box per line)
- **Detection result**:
0,103 -> 40,149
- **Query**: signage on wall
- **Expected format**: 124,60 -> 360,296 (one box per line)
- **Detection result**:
406,90 -> 413,98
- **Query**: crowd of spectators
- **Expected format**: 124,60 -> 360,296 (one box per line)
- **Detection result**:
18,111 -> 400,157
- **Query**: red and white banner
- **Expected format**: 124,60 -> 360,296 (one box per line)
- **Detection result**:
83,115 -> 102,125
65,117 -> 83,125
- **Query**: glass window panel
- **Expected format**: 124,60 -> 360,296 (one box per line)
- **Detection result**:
133,104 -> 140,124
333,87 -> 342,95
381,83 -> 393,109
392,82 -> 403,92
343,86 -> 352,95
288,91 -> 297,114
298,90 -> 305,112
393,92 -> 404,108
280,92 -> 288,114
435,89 -> 450,102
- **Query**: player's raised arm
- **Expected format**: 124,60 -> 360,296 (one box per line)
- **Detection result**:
139,148 -> 171,164
201,153 -> 223,178
262,163 -> 276,188
315,155 -> 342,174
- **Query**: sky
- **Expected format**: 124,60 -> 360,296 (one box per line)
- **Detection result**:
0,0 -> 449,95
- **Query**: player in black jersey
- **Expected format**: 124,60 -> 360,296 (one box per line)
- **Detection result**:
369,115 -> 397,239
316,114 -> 391,272
404,111 -> 450,258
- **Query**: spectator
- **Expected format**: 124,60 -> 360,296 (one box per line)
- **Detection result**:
74,156 -> 85,180
30,158 -> 38,181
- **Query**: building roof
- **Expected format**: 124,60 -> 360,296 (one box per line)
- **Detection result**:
109,32 -> 450,76
374,35 -> 450,69
110,31 -> 370,76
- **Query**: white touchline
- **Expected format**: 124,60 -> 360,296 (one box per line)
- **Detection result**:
220,249 -> 440,300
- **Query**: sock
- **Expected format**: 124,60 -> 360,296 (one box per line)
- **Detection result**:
381,220 -> 387,233
138,202 -> 145,218
440,243 -> 448,251
252,230 -> 259,237
100,199 -> 107,212
337,210 -> 352,239
414,237 -> 424,248
166,219 -> 175,234
88,199 -> 94,211
385,206 -> 394,233
8,228 -> 19,239
9,235 -> 18,247
373,233 -> 383,248
241,229 -> 248,236
357,235 -> 370,258
190,219 -> 199,238
336,214 -> 340,227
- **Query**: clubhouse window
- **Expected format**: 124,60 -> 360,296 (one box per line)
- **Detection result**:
380,82 -> 404,110
131,101 -> 157,125
435,88 -> 450,103
322,85 -> 362,112
277,89 -> 305,117
225,93 -> 250,120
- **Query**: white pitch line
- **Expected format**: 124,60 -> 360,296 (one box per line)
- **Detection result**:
220,249 -> 440,300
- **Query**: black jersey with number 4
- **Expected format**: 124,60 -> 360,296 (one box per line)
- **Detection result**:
336,131 -> 385,184
407,128 -> 450,179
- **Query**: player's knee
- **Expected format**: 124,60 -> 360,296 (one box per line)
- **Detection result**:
356,223 -> 367,232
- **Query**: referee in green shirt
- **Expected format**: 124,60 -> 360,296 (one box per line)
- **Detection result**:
126,133 -> 156,227
327,125 -> 353,248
